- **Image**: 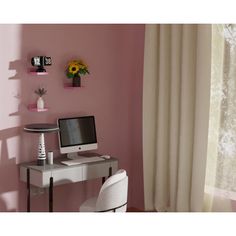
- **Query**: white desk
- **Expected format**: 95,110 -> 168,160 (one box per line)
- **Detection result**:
19,156 -> 118,212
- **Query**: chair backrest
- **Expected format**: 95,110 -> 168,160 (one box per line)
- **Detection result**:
96,169 -> 128,212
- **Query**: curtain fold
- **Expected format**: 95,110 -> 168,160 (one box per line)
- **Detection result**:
143,24 -> 212,212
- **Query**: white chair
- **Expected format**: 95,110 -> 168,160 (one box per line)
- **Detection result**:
79,169 -> 128,212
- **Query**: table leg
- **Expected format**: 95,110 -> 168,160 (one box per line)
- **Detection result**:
49,177 -> 53,212
109,167 -> 112,177
102,167 -> 113,185
27,168 -> 31,212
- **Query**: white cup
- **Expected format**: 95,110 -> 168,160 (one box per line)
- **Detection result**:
48,151 -> 53,165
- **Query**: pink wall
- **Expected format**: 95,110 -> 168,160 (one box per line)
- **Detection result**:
0,24 -> 145,211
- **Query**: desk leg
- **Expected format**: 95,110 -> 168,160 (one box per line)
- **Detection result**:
102,167 -> 113,185
27,168 -> 31,212
102,167 -> 112,184
49,177 -> 53,212
109,167 -> 112,177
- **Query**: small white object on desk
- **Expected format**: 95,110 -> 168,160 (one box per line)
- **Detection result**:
100,155 -> 111,159
48,151 -> 53,165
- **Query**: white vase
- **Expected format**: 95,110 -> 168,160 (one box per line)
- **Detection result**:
37,96 -> 44,110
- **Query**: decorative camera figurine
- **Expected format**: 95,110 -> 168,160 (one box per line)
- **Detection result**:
31,56 -> 52,72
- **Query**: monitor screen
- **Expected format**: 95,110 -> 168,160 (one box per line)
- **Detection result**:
57,116 -> 98,154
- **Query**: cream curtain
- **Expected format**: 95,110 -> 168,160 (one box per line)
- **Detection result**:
142,24 -> 212,212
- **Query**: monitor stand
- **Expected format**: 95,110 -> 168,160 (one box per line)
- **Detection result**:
67,152 -> 86,160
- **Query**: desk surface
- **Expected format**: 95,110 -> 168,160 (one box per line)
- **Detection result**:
20,156 -> 118,172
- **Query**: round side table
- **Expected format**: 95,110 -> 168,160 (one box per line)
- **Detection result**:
24,123 -> 59,166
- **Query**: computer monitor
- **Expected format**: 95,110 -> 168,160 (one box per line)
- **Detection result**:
57,116 -> 98,158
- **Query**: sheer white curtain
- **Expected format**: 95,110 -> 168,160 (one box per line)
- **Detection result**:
142,25 -> 212,212
204,25 -> 236,211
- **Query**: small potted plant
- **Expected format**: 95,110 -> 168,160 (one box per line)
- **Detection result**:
66,60 -> 89,87
35,87 -> 47,110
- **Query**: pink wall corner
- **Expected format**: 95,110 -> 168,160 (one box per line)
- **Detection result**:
0,24 -> 145,211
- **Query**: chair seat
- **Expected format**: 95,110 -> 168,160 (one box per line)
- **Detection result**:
79,197 -> 97,212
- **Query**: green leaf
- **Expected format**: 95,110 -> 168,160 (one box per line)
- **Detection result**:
67,72 -> 73,78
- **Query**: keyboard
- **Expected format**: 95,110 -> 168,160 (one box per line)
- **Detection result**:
61,156 -> 105,166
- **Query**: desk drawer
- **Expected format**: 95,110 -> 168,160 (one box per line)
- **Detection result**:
83,162 -> 111,180
20,166 -> 51,188
52,166 -> 83,186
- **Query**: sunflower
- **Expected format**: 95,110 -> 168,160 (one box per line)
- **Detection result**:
66,59 -> 89,79
78,63 -> 86,70
68,63 -> 79,74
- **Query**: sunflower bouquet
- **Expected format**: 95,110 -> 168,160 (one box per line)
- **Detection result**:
66,60 -> 89,78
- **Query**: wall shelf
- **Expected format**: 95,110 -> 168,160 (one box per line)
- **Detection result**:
27,104 -> 49,112
28,70 -> 48,76
64,83 -> 84,89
